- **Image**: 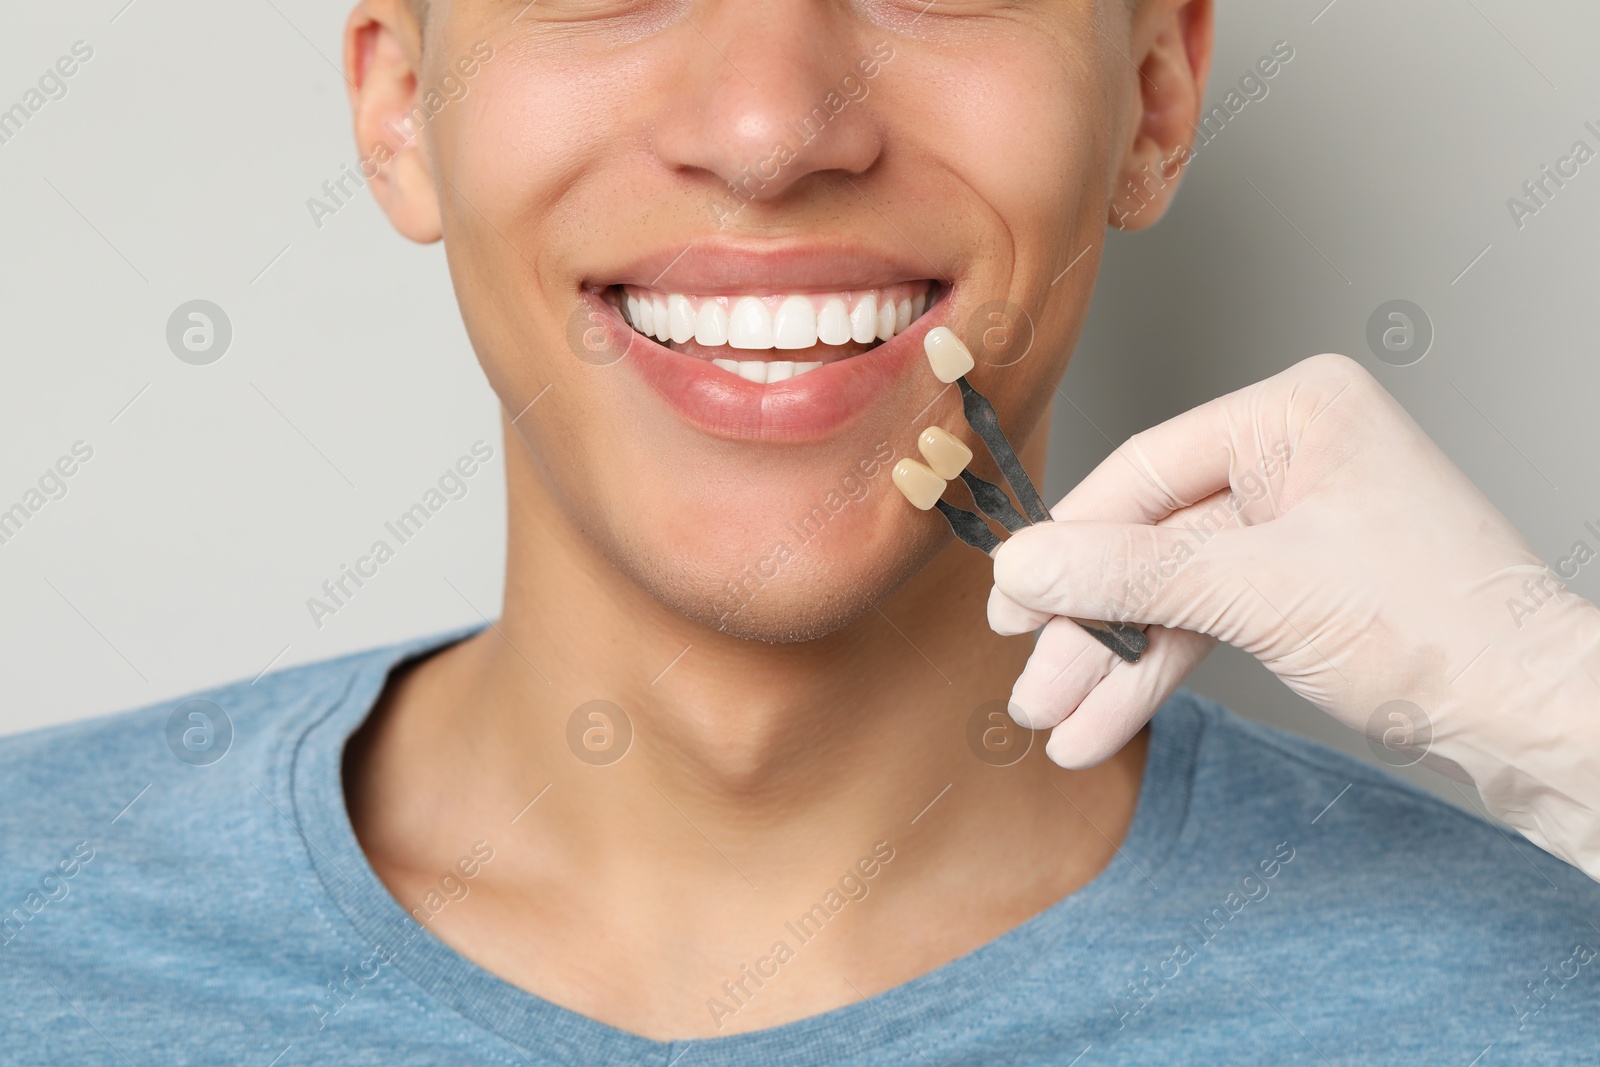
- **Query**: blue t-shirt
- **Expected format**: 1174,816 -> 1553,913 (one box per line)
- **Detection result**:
2,626 -> 1597,1064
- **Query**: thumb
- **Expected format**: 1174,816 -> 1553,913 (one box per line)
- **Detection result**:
991,519 -> 1248,635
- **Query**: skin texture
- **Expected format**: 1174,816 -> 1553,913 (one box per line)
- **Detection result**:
341,0 -> 1213,1040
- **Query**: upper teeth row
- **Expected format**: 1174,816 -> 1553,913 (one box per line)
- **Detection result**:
619,286 -> 929,350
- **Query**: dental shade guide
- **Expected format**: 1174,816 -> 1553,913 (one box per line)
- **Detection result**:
934,499 -> 1003,555
955,379 -> 1052,525
896,327 -> 1149,665
958,470 -> 1031,533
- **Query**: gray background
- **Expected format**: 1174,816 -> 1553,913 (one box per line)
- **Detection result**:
2,1 -> 1595,816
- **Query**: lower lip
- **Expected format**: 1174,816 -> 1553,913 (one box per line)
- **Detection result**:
600,295 -> 936,443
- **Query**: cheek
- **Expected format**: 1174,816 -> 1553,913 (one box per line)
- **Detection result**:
436,52 -> 626,231
876,40 -> 1114,429
898,38 -> 1116,244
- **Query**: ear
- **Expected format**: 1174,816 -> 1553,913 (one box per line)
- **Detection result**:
1107,0 -> 1214,232
344,0 -> 443,243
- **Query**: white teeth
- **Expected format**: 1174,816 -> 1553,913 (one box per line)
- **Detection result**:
850,294 -> 878,344
695,301 -> 729,346
876,299 -> 895,342
652,296 -> 670,342
817,298 -> 851,346
668,294 -> 695,344
728,297 -> 775,349
709,358 -> 823,384
618,283 -> 935,352
773,295 -> 818,350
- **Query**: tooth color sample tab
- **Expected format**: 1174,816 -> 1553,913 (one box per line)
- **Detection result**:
923,326 -> 975,383
917,426 -> 973,480
3,628 -> 1597,1064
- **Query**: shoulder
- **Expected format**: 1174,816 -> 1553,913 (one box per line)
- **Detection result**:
1166,688 -> 1595,896
1142,692 -> 1600,1038
0,632 -> 455,883
0,644 -> 367,821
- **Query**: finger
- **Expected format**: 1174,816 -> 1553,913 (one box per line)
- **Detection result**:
1050,380 -> 1299,529
1044,627 -> 1215,770
1007,614 -> 1120,729
991,483 -> 1245,639
992,519 -> 1248,633
1050,393 -> 1240,525
988,584 -> 1051,635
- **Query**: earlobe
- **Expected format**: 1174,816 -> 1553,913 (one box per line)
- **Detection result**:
1106,0 -> 1214,232
344,0 -> 443,244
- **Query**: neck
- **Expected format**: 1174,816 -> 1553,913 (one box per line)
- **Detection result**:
345,415 -> 1147,1038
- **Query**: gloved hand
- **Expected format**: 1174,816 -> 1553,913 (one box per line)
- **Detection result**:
990,353 -> 1600,880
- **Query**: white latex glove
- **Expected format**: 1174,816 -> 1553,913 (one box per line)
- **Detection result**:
991,353 -> 1600,880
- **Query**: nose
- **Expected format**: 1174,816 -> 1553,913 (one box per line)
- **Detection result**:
651,1 -> 885,204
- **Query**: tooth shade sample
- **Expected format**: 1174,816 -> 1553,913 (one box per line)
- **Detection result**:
668,294 -> 696,344
924,326 -> 975,383
728,297 -> 775,349
773,295 -> 818,349
695,301 -> 729,346
892,458 -> 947,511
918,427 -> 973,479
817,298 -> 852,346
850,294 -> 878,344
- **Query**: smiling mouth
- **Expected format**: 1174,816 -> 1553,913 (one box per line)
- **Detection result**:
606,281 -> 940,384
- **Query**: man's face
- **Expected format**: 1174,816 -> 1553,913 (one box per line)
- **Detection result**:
383,0 -> 1159,642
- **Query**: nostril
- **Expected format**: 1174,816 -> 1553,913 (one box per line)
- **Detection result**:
648,28 -> 888,203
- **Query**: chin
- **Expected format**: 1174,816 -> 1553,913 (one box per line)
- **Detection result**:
619,501 -> 945,645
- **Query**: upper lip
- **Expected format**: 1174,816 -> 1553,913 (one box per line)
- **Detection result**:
592,235 -> 950,294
